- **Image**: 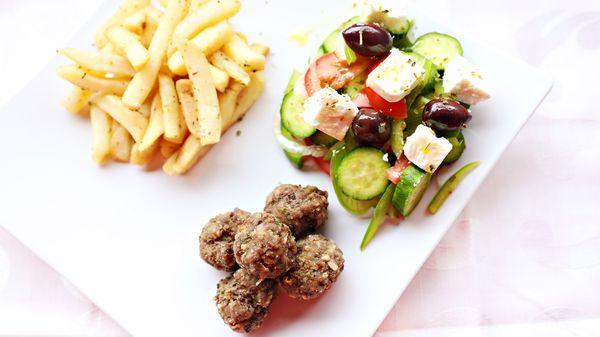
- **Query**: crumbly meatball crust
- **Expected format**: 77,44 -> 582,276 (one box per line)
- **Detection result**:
200,208 -> 250,271
280,234 -> 344,300
215,269 -> 277,333
234,212 -> 296,279
264,184 -> 329,237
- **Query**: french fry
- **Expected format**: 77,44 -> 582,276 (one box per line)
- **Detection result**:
59,0 -> 266,173
162,153 -> 178,175
122,9 -> 147,34
142,7 -> 161,47
110,122 -> 133,162
106,26 -> 150,70
167,21 -> 233,75
167,53 -> 229,91
223,34 -> 266,71
166,51 -> 186,75
174,79 -> 197,133
92,94 -> 149,143
94,0 -> 150,49
219,81 -> 245,124
170,0 -> 240,53
209,65 -> 230,93
136,98 -> 152,117
231,71 -> 264,127
189,21 -> 234,56
57,65 -> 129,96
62,86 -> 94,114
163,136 -> 212,175
90,104 -> 113,164
182,42 -> 220,144
139,94 -> 164,152
130,141 -> 158,165
236,32 -> 247,43
159,74 -> 186,143
122,0 -> 189,109
163,79 -> 253,176
160,138 -> 180,158
145,5 -> 163,23
209,51 -> 250,86
250,43 -> 270,56
100,42 -> 120,56
59,49 -> 135,77
191,0 -> 210,10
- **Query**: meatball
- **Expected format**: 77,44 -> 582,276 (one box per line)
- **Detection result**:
234,212 -> 296,279
200,208 -> 250,271
264,184 -> 329,237
280,234 -> 344,300
215,268 -> 277,333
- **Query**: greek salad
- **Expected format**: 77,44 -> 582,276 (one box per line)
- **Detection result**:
276,0 -> 490,249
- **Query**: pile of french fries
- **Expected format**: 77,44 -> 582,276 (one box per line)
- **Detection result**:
57,0 -> 267,175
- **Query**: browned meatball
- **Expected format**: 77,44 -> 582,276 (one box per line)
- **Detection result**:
264,184 -> 329,237
280,234 -> 344,300
215,268 -> 277,333
200,208 -> 250,271
234,213 -> 296,279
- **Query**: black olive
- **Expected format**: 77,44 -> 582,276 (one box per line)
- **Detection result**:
342,23 -> 393,57
422,99 -> 472,131
352,108 -> 391,148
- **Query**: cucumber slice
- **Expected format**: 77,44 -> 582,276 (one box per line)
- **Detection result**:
335,147 -> 390,200
310,131 -> 338,147
390,119 -> 405,157
392,164 -> 432,216
405,96 -> 431,136
341,73 -> 366,99
344,43 -> 358,64
428,161 -> 480,214
330,140 -> 379,215
360,184 -> 396,250
281,125 -> 306,168
280,71 -> 309,166
280,76 -> 315,138
393,33 -> 413,49
284,70 -> 301,94
402,52 -> 436,110
322,30 -> 341,54
406,51 -> 438,93
321,17 -> 362,54
413,32 -> 463,70
389,18 -> 413,36
442,132 -> 465,164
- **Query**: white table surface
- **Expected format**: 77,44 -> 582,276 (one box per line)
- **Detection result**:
1,0 -> 600,336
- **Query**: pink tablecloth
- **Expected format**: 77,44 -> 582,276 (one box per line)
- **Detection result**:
1,0 -> 599,336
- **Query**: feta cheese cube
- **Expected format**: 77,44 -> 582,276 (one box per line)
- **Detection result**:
366,48 -> 425,103
301,87 -> 359,141
357,0 -> 411,34
403,125 -> 452,173
443,55 -> 491,105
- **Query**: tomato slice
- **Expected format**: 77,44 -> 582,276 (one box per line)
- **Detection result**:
386,155 -> 410,184
330,55 -> 373,90
312,156 -> 331,176
305,53 -> 373,96
305,60 -> 322,97
365,87 -> 407,119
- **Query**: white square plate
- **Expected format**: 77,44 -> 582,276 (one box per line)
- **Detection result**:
0,1 -> 552,336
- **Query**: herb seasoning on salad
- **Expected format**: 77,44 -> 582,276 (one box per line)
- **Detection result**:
276,0 -> 491,249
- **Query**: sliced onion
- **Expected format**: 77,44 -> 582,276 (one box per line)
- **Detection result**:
273,116 -> 329,158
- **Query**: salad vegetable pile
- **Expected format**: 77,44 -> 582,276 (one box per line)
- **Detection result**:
276,0 -> 490,249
